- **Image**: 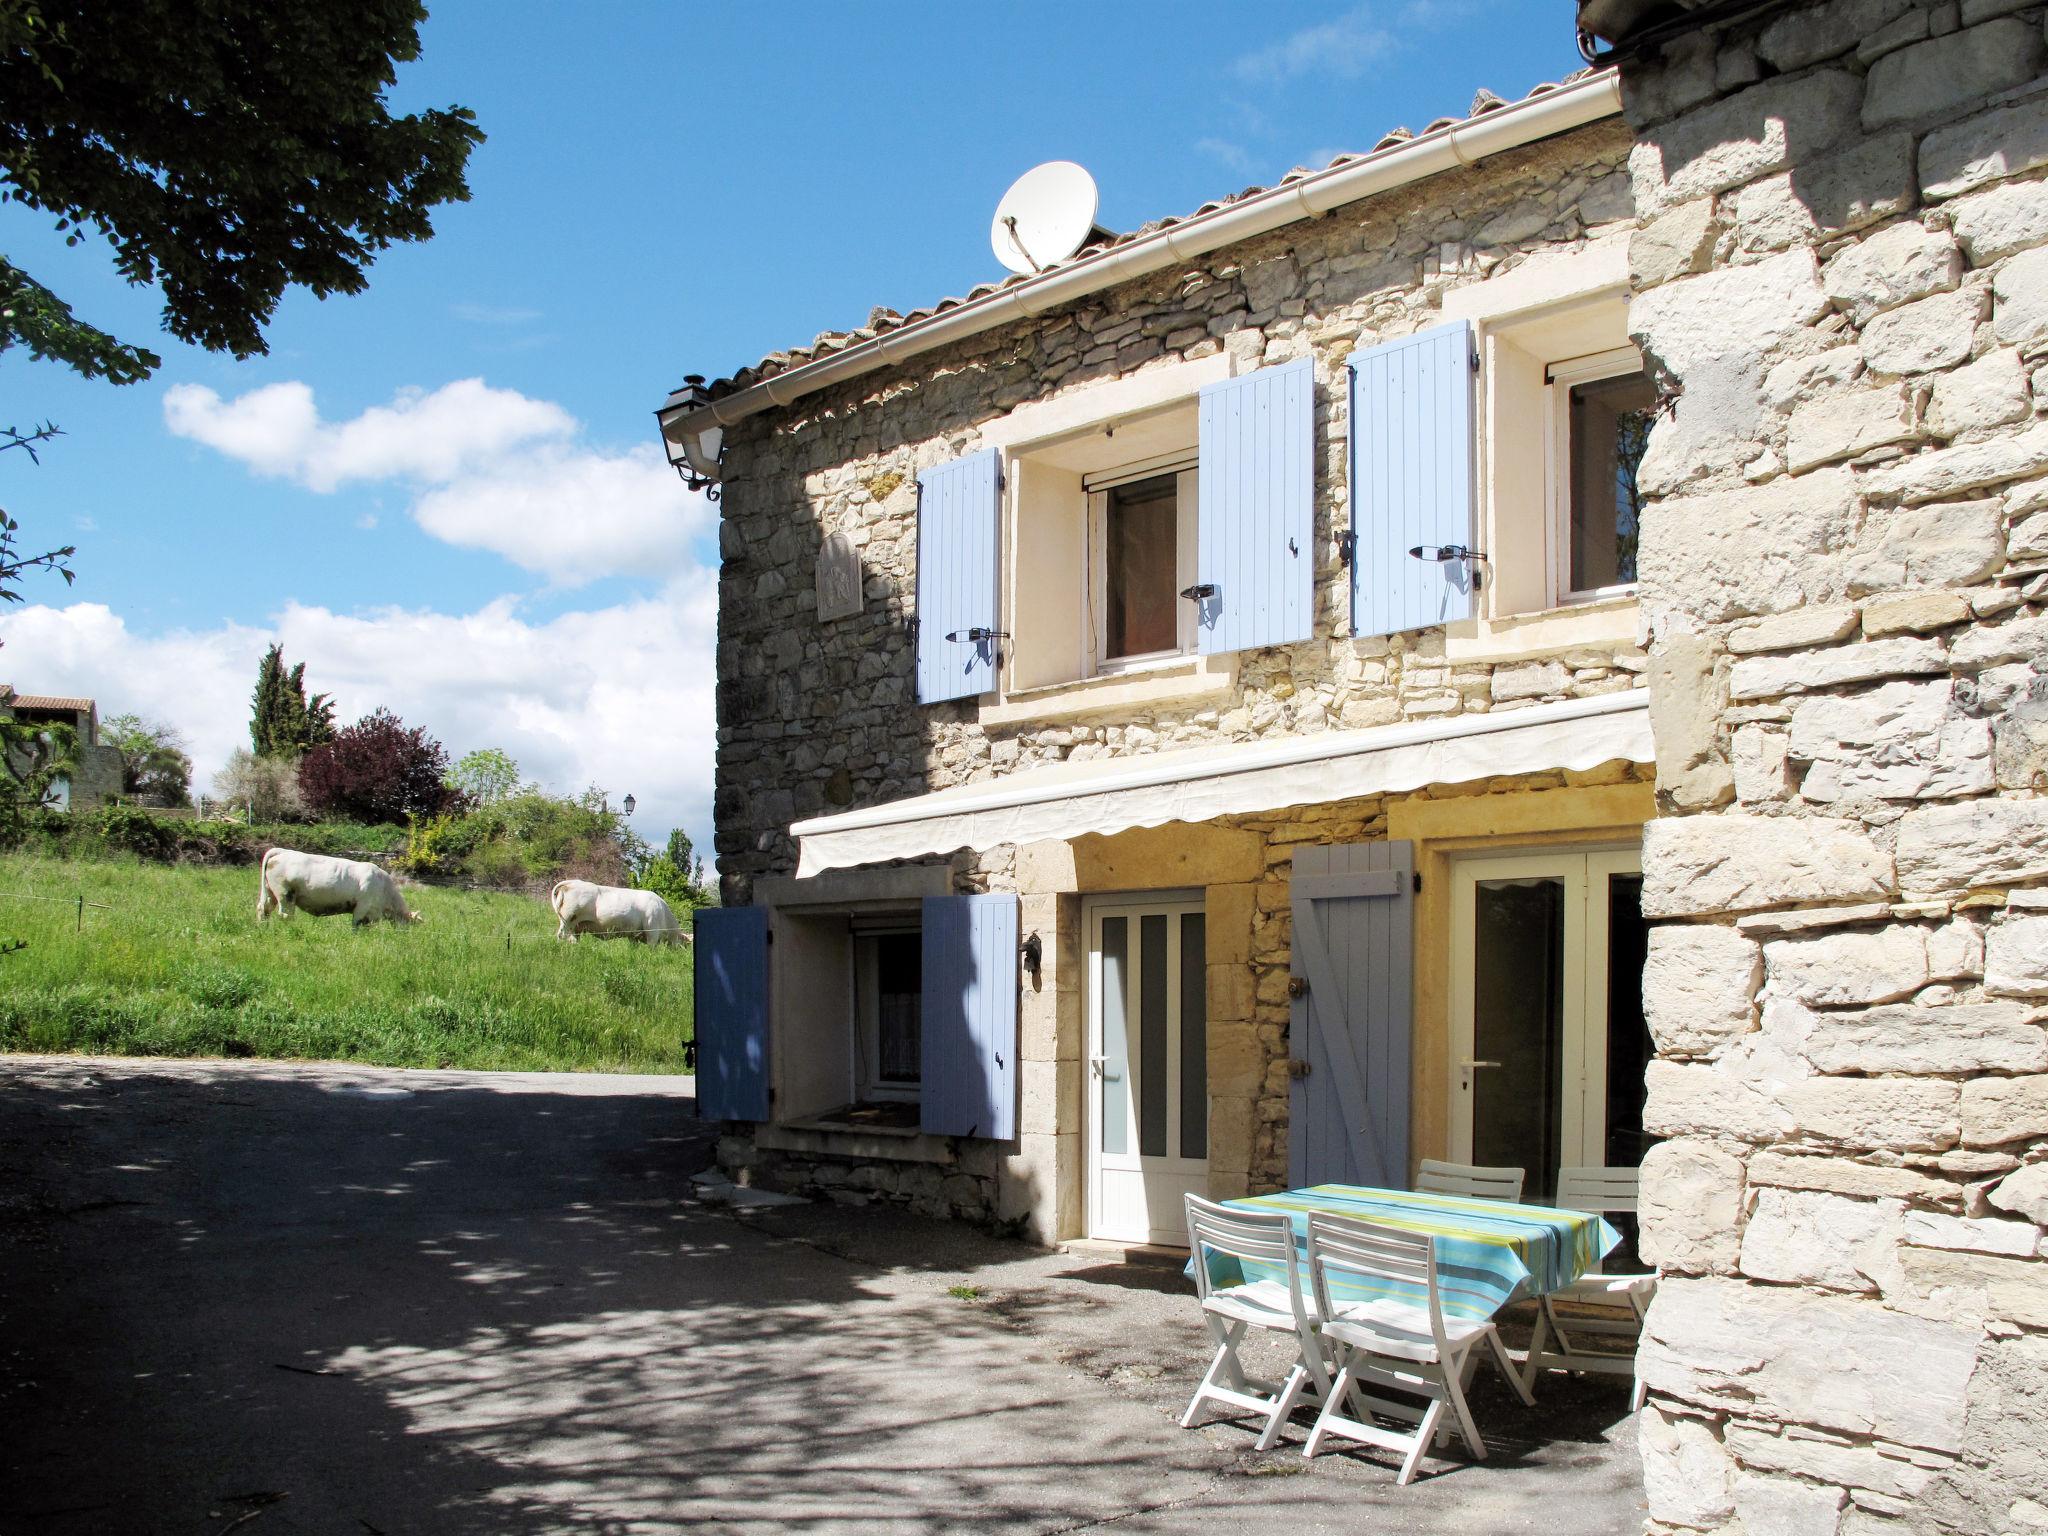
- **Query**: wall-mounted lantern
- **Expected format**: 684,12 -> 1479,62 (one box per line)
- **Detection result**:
655,376 -> 724,500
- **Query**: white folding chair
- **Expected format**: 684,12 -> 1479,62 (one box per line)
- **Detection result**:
1415,1158 -> 1526,1202
1521,1166 -> 1656,1411
1302,1213 -> 1533,1484
1181,1194 -> 1329,1450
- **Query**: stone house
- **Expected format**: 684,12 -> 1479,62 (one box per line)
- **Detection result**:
0,687 -> 124,811
664,1 -> 2046,1528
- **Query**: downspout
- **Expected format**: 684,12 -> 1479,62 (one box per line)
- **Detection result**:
661,68 -> 1623,453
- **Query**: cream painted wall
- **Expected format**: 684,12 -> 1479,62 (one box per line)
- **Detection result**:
1388,779 -> 1655,1177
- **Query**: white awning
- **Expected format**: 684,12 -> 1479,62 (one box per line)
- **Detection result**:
792,690 -> 1653,878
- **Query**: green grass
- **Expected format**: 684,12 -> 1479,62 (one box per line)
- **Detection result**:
0,855 -> 693,1073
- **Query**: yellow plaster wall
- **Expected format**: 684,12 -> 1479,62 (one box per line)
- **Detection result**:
1390,777 -> 1655,1176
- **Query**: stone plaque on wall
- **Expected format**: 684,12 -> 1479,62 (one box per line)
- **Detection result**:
816,531 -> 863,622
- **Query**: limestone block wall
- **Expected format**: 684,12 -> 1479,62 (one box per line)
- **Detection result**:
712,116 -> 1644,901
1616,3 -> 2048,1530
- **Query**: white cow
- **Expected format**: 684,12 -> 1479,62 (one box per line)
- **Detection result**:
550,880 -> 689,947
257,848 -> 421,926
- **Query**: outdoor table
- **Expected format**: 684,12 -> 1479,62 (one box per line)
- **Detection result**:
1203,1184 -> 1622,1321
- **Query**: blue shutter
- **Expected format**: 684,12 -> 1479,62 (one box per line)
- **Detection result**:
920,893 -> 1019,1139
915,449 -> 1002,703
1349,321 -> 1477,639
1289,841 -> 1414,1190
1196,356 -> 1316,654
694,906 -> 769,1122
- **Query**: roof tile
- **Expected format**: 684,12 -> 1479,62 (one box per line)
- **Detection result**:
697,69 -> 1599,399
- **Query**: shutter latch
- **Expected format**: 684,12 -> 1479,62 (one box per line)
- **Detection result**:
1287,976 -> 1308,999
1337,531 -> 1357,567
1180,583 -> 1219,602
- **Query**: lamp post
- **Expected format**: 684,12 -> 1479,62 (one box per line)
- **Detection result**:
622,794 -> 636,817
655,376 -> 724,500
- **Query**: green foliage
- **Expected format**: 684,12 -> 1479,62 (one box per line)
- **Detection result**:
86,802 -> 176,861
100,713 -> 192,807
462,786 -> 642,886
447,746 -> 522,807
249,645 -> 334,760
0,855 -> 693,1072
0,0 -> 483,381
0,713 -> 77,841
633,827 -> 714,912
396,810 -> 467,879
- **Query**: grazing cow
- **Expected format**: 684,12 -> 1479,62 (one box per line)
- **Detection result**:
257,848 -> 421,927
549,879 -> 689,947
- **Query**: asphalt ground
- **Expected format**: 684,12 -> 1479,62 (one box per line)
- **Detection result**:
0,1057 -> 1645,1535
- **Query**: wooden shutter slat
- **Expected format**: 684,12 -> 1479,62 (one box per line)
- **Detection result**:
1349,322 -> 1477,640
694,906 -> 770,1122
920,893 -> 1019,1139
916,449 -> 1002,703
1196,357 -> 1315,655
1288,841 -> 1415,1189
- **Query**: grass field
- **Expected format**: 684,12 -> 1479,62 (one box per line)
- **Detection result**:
0,856 -> 694,1073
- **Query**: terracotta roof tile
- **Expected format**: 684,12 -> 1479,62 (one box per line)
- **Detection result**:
6,694 -> 94,712
701,70 -> 1598,399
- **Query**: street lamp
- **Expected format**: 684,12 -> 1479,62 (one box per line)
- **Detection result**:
655,376 -> 724,500
622,794 -> 636,817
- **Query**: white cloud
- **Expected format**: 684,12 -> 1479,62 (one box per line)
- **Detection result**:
1195,137 -> 1255,175
0,582 -> 718,852
163,378 -> 714,587
451,302 -> 544,327
412,443 -> 705,585
1232,6 -> 1396,83
164,378 -> 573,492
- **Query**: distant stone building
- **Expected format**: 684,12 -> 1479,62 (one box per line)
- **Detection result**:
0,687 -> 126,811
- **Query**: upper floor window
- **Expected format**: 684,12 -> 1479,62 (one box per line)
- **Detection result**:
1090,461 -> 1197,670
1550,350 -> 1653,602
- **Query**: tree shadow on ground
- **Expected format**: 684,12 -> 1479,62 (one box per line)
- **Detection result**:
0,1060 -> 1643,1535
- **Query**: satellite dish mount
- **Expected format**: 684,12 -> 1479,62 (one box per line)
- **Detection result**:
991,161 -> 1107,277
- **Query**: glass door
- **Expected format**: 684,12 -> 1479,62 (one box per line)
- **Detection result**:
1086,894 -> 1208,1245
1447,848 -> 1648,1203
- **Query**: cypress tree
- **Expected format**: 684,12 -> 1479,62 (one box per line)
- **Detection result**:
250,646 -> 336,758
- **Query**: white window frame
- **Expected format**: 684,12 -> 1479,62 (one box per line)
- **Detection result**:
850,919 -> 921,1104
1085,462 -> 1198,677
1546,345 -> 1648,608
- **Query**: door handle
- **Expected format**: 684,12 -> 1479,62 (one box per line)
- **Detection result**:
1462,1060 -> 1503,1070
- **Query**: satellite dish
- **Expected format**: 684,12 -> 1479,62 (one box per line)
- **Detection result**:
991,161 -> 1101,276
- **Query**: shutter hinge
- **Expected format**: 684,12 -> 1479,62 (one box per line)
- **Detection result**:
1412,871 -> 1423,894
1470,351 -> 1480,373
1337,531 -> 1357,567
907,616 -> 921,642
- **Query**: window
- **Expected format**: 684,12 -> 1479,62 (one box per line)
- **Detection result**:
1088,461 -> 1196,670
1549,349 -> 1654,603
853,925 -> 922,1102
1002,399 -> 1200,691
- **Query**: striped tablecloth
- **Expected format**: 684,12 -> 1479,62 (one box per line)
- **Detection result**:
1205,1185 -> 1622,1321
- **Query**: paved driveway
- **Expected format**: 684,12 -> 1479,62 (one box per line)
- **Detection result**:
0,1058 -> 1644,1535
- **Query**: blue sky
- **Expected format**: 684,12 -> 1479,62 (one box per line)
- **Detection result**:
0,2 -> 1586,854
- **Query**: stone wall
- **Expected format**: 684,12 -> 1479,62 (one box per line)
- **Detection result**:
1617,3 -> 2048,1529
712,116 -> 1645,902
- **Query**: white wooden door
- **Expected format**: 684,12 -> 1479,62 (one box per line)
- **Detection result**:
1086,894 -> 1207,1245
1446,847 -> 1645,1201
